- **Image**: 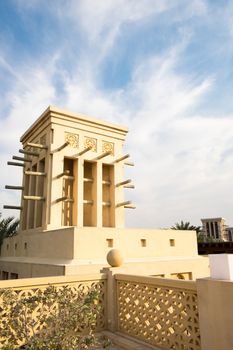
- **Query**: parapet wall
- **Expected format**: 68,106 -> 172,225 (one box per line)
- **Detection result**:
1,228 -> 198,261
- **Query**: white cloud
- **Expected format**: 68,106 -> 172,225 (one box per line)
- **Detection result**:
2,0 -> 233,230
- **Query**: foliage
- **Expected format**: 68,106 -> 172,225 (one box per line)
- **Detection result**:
171,220 -> 202,233
0,213 -> 19,249
196,232 -> 223,243
171,220 -> 224,243
0,285 -> 104,350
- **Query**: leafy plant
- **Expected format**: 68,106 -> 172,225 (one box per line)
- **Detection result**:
0,213 -> 19,251
0,285 -> 103,350
171,220 -> 201,233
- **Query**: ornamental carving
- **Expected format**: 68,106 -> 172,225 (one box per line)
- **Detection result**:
84,137 -> 97,152
102,141 -> 114,155
65,133 -> 79,148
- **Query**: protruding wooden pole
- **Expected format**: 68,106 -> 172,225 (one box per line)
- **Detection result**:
113,154 -> 130,163
124,204 -> 136,209
4,205 -> 22,210
12,156 -> 32,163
102,201 -> 111,206
116,200 -> 132,208
93,151 -> 111,161
73,146 -> 92,157
84,177 -> 94,183
116,179 -> 132,187
124,184 -> 135,189
83,200 -> 94,205
24,171 -> 46,176
5,185 -> 24,190
124,161 -> 134,166
23,196 -> 45,201
55,196 -> 74,203
7,161 -> 25,167
55,170 -> 74,180
51,142 -> 69,153
27,142 -> 48,149
19,149 -> 39,156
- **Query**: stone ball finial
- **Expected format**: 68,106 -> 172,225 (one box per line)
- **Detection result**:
107,249 -> 123,267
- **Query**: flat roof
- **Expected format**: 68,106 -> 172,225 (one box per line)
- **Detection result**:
20,105 -> 128,141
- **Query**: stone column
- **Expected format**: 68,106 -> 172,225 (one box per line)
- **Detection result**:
96,161 -> 103,227
197,254 -> 233,350
197,278 -> 233,350
77,158 -> 84,227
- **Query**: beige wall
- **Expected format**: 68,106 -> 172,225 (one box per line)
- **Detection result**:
0,227 -> 209,279
1,228 -> 198,261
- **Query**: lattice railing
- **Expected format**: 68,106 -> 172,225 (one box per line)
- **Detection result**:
116,274 -> 200,350
0,274 -> 107,347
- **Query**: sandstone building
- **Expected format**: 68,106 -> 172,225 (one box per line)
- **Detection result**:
1,106 -> 209,279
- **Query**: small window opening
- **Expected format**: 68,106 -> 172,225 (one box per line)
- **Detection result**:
24,242 -> 27,250
141,239 -> 147,247
2,271 -> 9,280
14,243 -> 17,250
106,239 -> 113,248
10,273 -> 18,280
170,239 -> 175,247
6,244 -> 9,250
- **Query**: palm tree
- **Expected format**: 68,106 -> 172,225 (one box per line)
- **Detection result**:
0,213 -> 19,250
171,220 -> 202,234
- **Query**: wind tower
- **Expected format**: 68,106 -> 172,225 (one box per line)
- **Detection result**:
5,106 -> 135,231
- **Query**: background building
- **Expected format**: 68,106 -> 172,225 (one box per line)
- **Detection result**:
201,217 -> 227,241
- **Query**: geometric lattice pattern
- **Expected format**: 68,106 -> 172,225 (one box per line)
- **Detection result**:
0,277 -> 106,347
117,279 -> 201,350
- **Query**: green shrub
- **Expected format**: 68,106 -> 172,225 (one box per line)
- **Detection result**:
0,285 -> 102,350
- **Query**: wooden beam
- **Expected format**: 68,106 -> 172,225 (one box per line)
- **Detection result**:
116,200 -> 132,208
55,196 -> 74,203
84,177 -> 93,183
19,149 -> 39,157
55,172 -> 74,180
124,161 -> 134,166
116,179 -> 132,187
73,146 -> 92,157
12,156 -> 32,163
124,184 -> 135,189
4,205 -> 22,210
27,142 -> 48,149
24,171 -> 46,176
7,161 -> 25,167
51,142 -> 69,153
113,154 -> 130,163
23,196 -> 45,201
102,180 -> 111,185
5,185 -> 24,190
83,200 -> 93,205
93,151 -> 111,161
124,204 -> 136,209
102,201 -> 111,206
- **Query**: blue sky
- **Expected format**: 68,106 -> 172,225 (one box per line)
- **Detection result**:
1,0 -> 233,228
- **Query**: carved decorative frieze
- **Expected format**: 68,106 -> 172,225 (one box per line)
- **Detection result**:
65,133 -> 79,148
102,141 -> 114,155
85,137 -> 97,152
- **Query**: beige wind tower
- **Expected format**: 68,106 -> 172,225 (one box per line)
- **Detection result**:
5,106 -> 134,231
1,106 -> 209,280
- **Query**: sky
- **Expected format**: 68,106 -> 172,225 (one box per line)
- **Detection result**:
1,0 -> 233,228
